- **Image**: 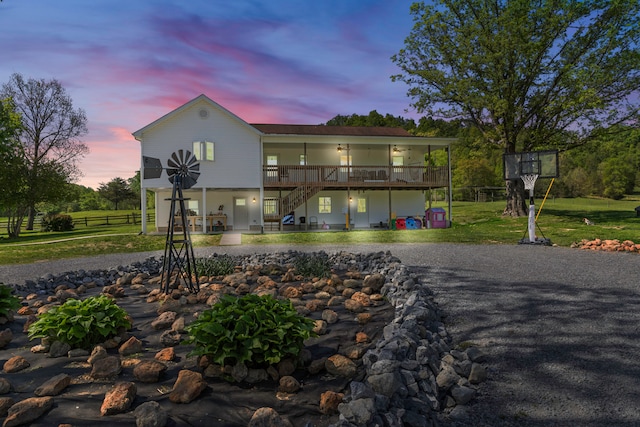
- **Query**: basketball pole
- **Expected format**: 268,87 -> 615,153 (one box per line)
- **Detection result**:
528,189 -> 536,243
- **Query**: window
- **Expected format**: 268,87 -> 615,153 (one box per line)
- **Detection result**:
319,197 -> 331,214
193,141 -> 214,161
299,154 -> 306,165
357,198 -> 367,213
235,198 -> 246,206
187,200 -> 199,215
264,198 -> 277,215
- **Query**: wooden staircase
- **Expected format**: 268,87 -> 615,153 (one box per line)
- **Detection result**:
264,184 -> 324,226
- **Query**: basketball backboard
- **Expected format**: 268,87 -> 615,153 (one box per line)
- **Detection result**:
503,150 -> 559,180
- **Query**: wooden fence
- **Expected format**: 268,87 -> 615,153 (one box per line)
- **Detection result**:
0,212 -> 155,232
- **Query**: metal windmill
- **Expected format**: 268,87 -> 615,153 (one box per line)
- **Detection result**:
143,150 -> 200,294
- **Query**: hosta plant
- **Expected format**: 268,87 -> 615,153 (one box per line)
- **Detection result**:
0,284 -> 21,318
28,295 -> 131,349
185,294 -> 316,369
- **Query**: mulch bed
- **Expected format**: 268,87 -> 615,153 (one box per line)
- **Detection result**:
1,268 -> 395,427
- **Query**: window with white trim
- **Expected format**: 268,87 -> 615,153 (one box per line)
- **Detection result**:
319,197 -> 331,213
264,198 -> 277,215
193,141 -> 214,161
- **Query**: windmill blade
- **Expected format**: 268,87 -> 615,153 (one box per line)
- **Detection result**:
166,149 -> 200,189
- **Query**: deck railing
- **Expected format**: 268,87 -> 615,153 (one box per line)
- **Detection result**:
263,165 -> 448,188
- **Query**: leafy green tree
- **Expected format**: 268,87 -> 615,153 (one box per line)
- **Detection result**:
78,187 -> 107,211
325,110 -> 417,130
599,157 -> 636,200
98,177 -> 136,210
128,171 -> 154,210
1,73 -> 88,232
0,97 -> 29,237
392,0 -> 640,216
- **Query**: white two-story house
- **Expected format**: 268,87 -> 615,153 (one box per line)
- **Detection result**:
133,94 -> 455,233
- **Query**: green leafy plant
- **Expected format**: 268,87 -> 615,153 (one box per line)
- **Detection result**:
185,294 -> 316,369
0,284 -> 21,317
195,254 -> 237,276
41,214 -> 75,232
293,253 -> 332,278
28,295 -> 131,349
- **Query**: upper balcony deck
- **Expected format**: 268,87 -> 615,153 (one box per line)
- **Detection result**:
262,165 -> 449,190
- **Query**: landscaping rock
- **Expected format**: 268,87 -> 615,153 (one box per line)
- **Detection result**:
151,311 -> 176,330
325,354 -> 357,378
100,381 -> 137,415
88,345 -> 108,364
3,356 -> 29,373
34,373 -> 71,396
247,407 -> 293,427
133,360 -> 167,383
48,340 -> 71,358
119,336 -> 143,356
133,401 -> 168,427
169,370 -> 207,403
319,391 -> 343,415
154,347 -> 175,362
278,376 -> 300,393
3,396 -> 53,427
90,355 -> 122,379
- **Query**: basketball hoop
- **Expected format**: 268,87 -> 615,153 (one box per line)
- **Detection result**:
503,150 -> 558,246
521,174 -> 539,193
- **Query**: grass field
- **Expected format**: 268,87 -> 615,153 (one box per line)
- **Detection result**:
1,197 -> 638,265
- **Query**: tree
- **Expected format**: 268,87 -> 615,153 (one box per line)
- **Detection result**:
0,97 -> 29,237
325,110 -> 417,130
1,73 -> 88,232
98,177 -> 136,210
392,0 -> 640,216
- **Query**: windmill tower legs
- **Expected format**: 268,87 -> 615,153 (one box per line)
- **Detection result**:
161,177 -> 199,294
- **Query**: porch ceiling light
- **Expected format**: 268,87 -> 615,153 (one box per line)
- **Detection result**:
393,145 -> 399,153
337,144 -> 343,152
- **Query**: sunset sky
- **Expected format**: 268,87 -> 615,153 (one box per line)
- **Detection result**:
1,0 -> 421,189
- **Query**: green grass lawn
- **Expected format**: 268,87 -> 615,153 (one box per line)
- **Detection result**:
1,197 -> 638,265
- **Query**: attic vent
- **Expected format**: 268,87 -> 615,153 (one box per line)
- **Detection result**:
198,108 -> 209,119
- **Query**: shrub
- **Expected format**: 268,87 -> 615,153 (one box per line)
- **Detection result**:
293,253 -> 332,278
28,295 -> 131,349
195,254 -> 236,277
184,294 -> 316,370
0,284 -> 20,317
42,214 -> 74,232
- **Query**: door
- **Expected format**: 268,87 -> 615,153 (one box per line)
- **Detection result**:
233,197 -> 249,230
354,196 -> 369,228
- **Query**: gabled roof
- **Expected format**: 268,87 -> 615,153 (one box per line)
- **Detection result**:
132,94 -> 259,140
251,124 -> 414,137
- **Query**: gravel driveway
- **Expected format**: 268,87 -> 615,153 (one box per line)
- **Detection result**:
1,243 -> 639,426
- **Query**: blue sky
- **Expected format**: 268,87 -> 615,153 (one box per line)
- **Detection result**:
0,0 -> 420,189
